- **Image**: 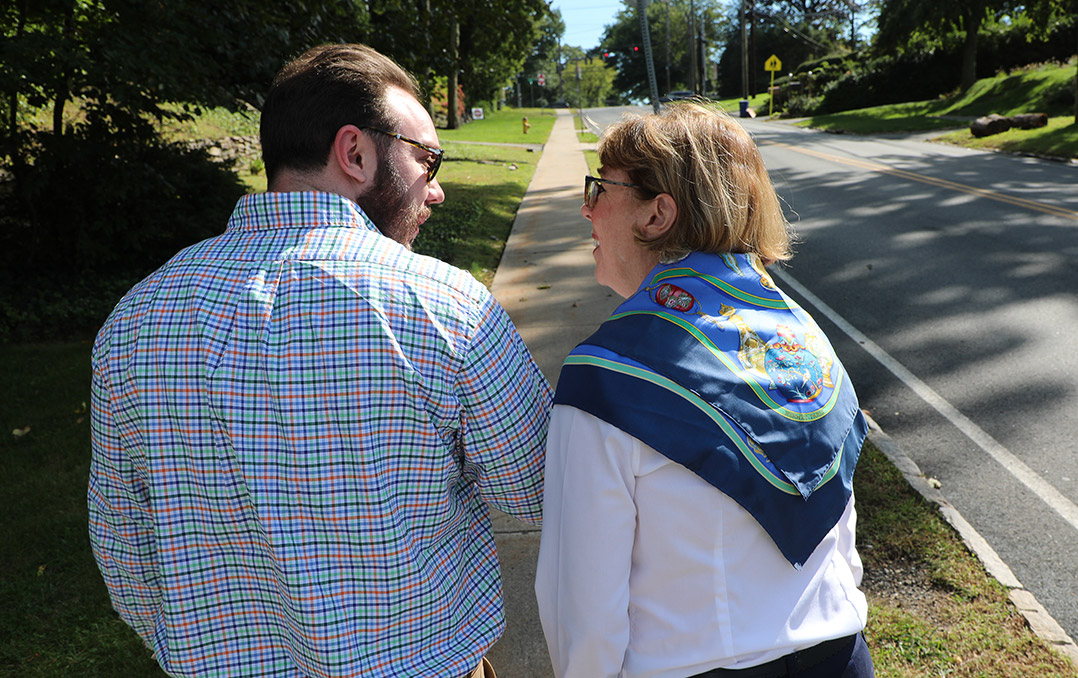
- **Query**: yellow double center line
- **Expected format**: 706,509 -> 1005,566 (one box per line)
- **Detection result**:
763,140 -> 1078,222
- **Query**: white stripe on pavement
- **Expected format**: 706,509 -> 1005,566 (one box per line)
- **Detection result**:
773,267 -> 1078,534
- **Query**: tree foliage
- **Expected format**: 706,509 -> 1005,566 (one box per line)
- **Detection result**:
1021,0 -> 1078,122
0,0 -> 555,338
365,0 -> 550,122
521,9 -> 571,106
876,0 -> 1017,91
715,0 -> 863,97
598,0 -> 728,102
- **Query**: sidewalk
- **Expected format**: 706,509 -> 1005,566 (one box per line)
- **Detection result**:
486,109 -> 608,678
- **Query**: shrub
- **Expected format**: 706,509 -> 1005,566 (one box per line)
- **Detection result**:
4,128 -> 245,278
817,50 -> 959,114
1,125 -> 247,341
783,94 -> 824,118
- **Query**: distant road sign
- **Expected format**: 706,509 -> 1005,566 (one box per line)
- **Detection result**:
538,73 -> 546,86
764,54 -> 782,72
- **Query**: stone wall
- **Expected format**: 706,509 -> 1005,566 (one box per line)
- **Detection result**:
187,134 -> 262,163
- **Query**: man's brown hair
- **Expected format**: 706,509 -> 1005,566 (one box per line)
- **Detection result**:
259,43 -> 419,183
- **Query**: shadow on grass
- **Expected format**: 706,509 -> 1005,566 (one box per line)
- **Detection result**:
414,180 -> 528,285
1,342 -> 169,677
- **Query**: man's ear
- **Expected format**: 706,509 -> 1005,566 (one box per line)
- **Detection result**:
639,193 -> 677,239
332,125 -> 377,187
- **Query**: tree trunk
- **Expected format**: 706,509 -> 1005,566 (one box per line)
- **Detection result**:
52,0 -> 77,137
970,113 -> 1011,137
447,18 -> 460,130
959,7 -> 982,91
421,0 -> 435,118
7,0 -> 29,162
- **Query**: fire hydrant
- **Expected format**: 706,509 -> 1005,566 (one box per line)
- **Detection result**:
522,116 -> 531,134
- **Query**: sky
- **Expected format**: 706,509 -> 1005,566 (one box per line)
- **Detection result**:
549,0 -> 626,51
549,1 -> 877,55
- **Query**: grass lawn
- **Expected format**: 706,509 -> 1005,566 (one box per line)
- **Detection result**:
933,115 -> 1078,160
713,93 -> 772,117
856,443 -> 1075,677
796,100 -> 967,133
413,140 -> 540,286
438,106 -> 556,145
158,103 -> 261,142
1,342 -> 169,677
793,62 -> 1078,160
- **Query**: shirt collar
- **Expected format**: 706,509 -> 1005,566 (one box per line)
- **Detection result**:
227,191 -> 381,235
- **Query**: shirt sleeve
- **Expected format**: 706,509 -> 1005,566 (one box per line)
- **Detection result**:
535,405 -> 638,678
87,354 -> 161,647
456,295 -> 553,524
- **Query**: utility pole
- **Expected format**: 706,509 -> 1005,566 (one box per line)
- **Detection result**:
749,1 -> 757,96
557,42 -> 565,103
576,61 -> 583,107
447,18 -> 460,129
689,0 -> 697,94
740,1 -> 748,100
698,23 -> 707,94
638,0 -> 661,113
665,0 -> 671,95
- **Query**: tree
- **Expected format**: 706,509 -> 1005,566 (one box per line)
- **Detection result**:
0,0 -> 557,290
458,0 -> 550,109
0,0 -> 374,280
578,57 -> 618,106
1023,0 -> 1078,124
876,0 -> 1014,91
600,0 -> 727,102
366,0 -> 550,126
521,8 -> 567,105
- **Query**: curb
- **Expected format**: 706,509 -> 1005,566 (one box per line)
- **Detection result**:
864,413 -> 1078,667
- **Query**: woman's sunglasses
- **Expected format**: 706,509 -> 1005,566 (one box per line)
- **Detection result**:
362,127 -> 444,184
584,174 -> 645,208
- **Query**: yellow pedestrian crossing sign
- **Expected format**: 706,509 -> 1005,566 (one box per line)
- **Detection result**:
764,54 -> 782,72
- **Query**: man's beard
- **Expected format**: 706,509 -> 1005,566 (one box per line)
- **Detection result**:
356,151 -> 428,249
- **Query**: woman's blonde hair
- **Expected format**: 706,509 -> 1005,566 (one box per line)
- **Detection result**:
598,102 -> 793,263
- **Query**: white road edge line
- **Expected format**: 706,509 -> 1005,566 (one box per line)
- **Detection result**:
771,268 -> 1078,534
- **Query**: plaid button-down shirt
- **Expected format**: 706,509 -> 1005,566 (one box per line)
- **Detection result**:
89,191 -> 552,677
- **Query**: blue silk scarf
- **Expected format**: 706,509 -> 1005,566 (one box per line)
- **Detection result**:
554,252 -> 866,568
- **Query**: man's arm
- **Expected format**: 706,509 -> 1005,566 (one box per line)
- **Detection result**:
87,357 -> 162,647
456,297 -> 552,524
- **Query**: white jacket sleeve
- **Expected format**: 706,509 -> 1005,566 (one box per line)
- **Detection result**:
535,405 -> 639,678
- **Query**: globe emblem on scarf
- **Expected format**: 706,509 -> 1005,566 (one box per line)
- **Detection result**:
764,324 -> 824,403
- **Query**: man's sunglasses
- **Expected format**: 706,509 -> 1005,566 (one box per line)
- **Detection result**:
584,174 -> 645,208
362,127 -> 444,184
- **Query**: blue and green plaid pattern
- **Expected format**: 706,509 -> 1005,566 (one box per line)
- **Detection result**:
89,192 -> 552,677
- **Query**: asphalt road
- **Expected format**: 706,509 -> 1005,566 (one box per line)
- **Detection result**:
584,106 -> 1078,641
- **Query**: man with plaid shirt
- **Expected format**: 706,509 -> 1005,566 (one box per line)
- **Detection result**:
89,44 -> 551,678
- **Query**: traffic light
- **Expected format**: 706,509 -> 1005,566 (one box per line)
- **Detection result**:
633,46 -> 639,52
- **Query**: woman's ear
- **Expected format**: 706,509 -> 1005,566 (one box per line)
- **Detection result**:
639,193 -> 677,239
